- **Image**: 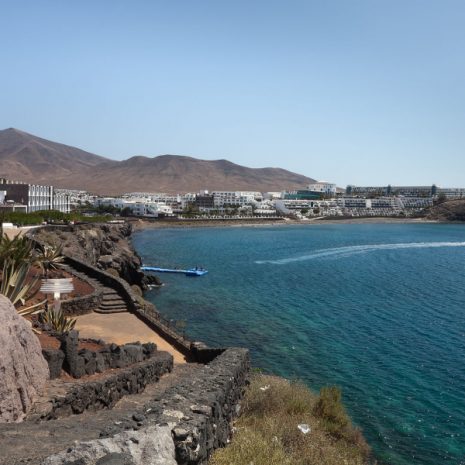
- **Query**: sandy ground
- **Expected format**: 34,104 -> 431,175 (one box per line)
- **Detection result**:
2,225 -> 39,239
75,312 -> 187,364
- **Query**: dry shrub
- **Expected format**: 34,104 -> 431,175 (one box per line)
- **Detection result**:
131,284 -> 143,296
210,428 -> 292,465
209,374 -> 371,465
313,386 -> 370,455
106,268 -> 120,278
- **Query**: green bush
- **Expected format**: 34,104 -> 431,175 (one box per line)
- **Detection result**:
1,210 -> 116,226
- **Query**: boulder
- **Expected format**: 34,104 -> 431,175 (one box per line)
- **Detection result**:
0,295 -> 49,422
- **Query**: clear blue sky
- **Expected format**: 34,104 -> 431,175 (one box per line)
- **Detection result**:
1,0 -> 464,187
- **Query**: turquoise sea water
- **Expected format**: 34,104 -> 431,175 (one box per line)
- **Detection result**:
133,224 -> 465,465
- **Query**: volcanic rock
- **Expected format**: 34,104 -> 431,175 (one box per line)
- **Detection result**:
0,295 -> 49,422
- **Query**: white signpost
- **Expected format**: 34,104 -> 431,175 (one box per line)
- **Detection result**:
40,278 -> 74,311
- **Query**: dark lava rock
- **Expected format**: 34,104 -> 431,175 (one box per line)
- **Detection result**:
42,348 -> 65,379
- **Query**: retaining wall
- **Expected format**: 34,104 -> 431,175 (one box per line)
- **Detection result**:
60,267 -> 104,316
28,351 -> 173,421
40,348 -> 250,465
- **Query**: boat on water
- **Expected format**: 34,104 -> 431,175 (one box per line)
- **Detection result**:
141,265 -> 208,277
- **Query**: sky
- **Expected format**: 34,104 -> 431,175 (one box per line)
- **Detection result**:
1,0 -> 464,187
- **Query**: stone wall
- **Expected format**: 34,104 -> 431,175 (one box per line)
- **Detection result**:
29,351 -> 173,421
42,330 -> 159,379
60,291 -> 103,317
60,268 -> 104,317
40,348 -> 250,465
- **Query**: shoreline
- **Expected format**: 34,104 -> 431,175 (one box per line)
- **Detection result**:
132,216 -> 441,231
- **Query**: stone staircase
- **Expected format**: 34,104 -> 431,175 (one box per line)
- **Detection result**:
61,264 -> 129,314
96,288 -> 128,313
88,278 -> 129,314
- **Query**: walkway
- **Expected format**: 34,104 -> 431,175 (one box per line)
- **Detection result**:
0,363 -> 201,465
75,312 -> 187,364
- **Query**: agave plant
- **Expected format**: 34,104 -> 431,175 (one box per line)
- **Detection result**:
34,244 -> 64,278
41,306 -> 76,333
0,257 -> 38,307
0,234 -> 33,269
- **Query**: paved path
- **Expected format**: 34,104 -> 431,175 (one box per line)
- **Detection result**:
75,312 -> 187,364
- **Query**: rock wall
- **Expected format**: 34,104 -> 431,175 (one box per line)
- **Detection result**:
40,348 -> 249,465
28,351 -> 173,421
0,295 -> 49,423
49,330 -> 159,379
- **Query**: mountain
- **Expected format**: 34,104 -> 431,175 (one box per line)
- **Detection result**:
0,128 -> 315,195
0,128 -> 111,184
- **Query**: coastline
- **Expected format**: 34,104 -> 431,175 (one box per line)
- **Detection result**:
132,216 -> 440,231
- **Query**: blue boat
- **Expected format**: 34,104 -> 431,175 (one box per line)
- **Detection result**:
141,266 -> 208,277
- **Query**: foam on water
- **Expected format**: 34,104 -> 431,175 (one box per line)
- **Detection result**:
255,241 -> 465,264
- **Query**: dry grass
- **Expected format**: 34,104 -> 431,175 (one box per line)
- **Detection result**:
209,375 -> 371,465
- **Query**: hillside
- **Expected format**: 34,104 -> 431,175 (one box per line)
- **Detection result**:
0,128 -> 315,195
0,128 -> 111,183
426,199 -> 465,221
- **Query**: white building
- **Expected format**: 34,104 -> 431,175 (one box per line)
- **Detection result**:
94,197 -> 125,209
0,178 -> 70,213
125,201 -> 173,217
307,181 -> 337,196
211,191 -> 261,208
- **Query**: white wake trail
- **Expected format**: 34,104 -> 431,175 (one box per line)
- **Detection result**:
255,242 -> 465,265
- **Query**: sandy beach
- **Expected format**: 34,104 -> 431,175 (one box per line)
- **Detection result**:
132,216 -> 438,231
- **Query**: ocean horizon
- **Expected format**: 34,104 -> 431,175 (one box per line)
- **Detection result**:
133,223 -> 465,465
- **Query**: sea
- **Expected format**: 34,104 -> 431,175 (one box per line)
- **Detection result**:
133,223 -> 465,465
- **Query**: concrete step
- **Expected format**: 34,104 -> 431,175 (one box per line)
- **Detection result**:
94,307 -> 128,314
99,300 -> 126,307
102,293 -> 121,300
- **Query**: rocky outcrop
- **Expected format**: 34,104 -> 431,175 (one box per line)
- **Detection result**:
426,199 -> 465,222
33,223 -> 160,289
0,295 -> 49,422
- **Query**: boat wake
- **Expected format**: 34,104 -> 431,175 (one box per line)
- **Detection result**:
255,241 -> 465,265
